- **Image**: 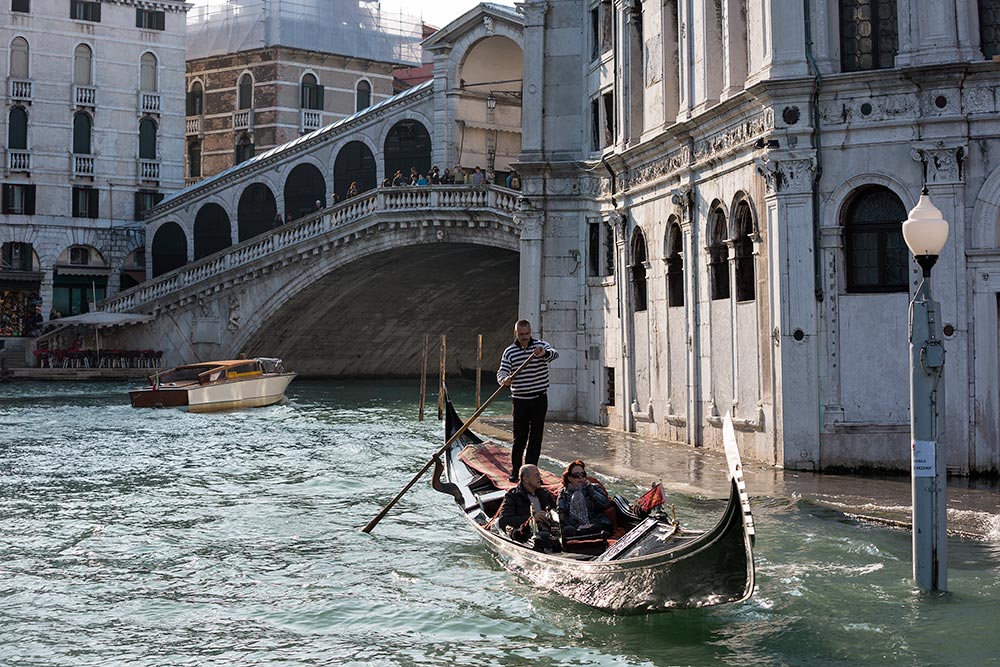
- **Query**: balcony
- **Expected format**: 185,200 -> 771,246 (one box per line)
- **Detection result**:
74,84 -> 96,107
185,177 -> 201,187
139,91 -> 161,114
301,110 -> 322,132
9,79 -> 31,102
139,159 -> 160,181
73,154 -> 95,177
185,116 -> 202,136
233,109 -> 253,131
6,150 -> 30,172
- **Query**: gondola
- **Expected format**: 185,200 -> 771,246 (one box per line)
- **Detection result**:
432,395 -> 756,614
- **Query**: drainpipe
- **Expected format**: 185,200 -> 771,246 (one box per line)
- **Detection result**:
803,0 -> 824,302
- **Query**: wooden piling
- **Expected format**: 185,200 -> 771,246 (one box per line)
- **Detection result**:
418,334 -> 429,421
475,333 -> 483,409
437,334 -> 446,420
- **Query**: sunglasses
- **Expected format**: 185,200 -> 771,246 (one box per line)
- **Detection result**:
569,472 -> 586,478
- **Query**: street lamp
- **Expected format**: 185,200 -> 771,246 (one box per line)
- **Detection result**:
902,188 -> 949,592
486,93 -> 497,113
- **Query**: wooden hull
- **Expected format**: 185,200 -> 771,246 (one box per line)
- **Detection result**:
437,398 -> 756,614
129,373 -> 296,412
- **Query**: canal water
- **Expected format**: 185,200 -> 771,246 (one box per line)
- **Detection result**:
1,379 -> 999,667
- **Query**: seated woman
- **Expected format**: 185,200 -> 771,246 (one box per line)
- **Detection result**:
557,460 -> 612,538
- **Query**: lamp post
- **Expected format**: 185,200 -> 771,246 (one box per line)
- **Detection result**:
902,189 -> 949,592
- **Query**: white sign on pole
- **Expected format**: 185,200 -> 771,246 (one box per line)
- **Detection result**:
912,439 -> 936,477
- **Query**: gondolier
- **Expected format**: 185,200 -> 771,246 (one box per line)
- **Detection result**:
497,319 -> 558,482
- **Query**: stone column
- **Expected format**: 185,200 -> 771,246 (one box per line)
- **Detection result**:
515,205 -> 544,329
896,0 -> 982,66
518,1 -> 547,161
427,43 -> 454,170
661,0 -> 681,126
747,0 -> 808,85
672,186 -> 700,446
754,152 -> 819,469
911,142 -> 969,472
691,0 -> 722,113
720,0 -> 748,100
609,208 -> 633,432
676,0 -> 693,120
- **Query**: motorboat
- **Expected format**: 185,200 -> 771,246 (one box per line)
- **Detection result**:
129,357 -> 296,412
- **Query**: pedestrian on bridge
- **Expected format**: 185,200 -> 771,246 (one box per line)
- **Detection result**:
497,319 -> 558,482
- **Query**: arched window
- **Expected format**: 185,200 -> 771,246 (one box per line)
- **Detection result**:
74,43 -> 92,85
139,117 -> 157,159
630,227 -> 648,312
238,73 -> 253,110
733,201 -> 756,302
840,0 -> 898,72
709,207 -> 730,300
8,107 -> 28,150
188,141 -> 201,178
10,37 -> 29,78
187,80 -> 203,116
73,111 -> 92,154
356,80 -> 372,111
235,134 -> 254,164
666,220 -> 684,307
140,52 -> 157,91
301,73 -> 323,110
844,185 -> 908,293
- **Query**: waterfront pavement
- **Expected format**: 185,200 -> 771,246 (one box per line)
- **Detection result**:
477,416 -> 1000,541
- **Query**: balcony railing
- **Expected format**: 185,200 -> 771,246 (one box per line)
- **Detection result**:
9,79 -> 31,102
74,85 -> 96,107
138,159 -> 160,181
7,150 -> 30,172
73,154 -> 95,177
185,177 -> 201,187
139,91 -> 161,114
186,116 -> 202,135
233,110 -> 253,131
301,110 -> 322,132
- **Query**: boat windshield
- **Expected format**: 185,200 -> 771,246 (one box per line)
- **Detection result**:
158,367 -> 204,383
257,358 -> 285,373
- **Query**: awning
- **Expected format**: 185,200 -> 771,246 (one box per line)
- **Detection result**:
54,264 -> 112,277
52,311 -> 154,327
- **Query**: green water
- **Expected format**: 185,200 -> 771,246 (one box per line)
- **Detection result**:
1,379 -> 998,666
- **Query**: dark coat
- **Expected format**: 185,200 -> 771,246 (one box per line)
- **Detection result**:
497,484 -> 556,542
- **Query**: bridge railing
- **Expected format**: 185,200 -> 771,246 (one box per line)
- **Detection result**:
103,184 -> 521,313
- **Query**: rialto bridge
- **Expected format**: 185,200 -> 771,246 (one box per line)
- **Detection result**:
100,5 -> 530,376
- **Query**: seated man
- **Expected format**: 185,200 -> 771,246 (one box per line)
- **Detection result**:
497,464 -> 556,548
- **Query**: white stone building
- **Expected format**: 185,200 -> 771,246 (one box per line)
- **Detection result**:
0,0 -> 188,332
521,0 -> 1000,473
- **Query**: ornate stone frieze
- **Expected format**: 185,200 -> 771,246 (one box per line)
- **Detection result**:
620,147 -> 690,191
911,143 -> 966,185
692,108 -> 774,164
964,86 -> 996,114
754,156 -> 816,195
516,210 -> 545,240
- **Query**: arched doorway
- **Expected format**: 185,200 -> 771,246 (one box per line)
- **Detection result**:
119,247 -> 146,291
237,183 -> 277,242
194,203 -> 232,259
284,163 -> 326,222
383,120 -> 431,184
333,141 -> 376,201
151,222 -> 187,278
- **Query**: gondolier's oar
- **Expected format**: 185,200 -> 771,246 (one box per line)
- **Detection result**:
361,351 -> 537,534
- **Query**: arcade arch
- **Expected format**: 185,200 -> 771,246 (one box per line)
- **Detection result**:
237,183 -> 277,242
384,119 -> 431,184
152,222 -> 187,277
193,203 -> 232,259
333,141 -> 376,201
284,163 -> 326,222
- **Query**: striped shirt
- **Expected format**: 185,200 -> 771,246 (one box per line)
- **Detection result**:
497,338 -> 558,399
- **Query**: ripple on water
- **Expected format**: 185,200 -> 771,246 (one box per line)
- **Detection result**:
2,380 -> 1000,667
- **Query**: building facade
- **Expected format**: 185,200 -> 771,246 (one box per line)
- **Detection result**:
1,0 -> 187,333
183,0 -> 423,191
520,0 -> 1000,473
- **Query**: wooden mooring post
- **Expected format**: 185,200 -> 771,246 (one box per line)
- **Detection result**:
417,334 -> 429,421
475,333 -> 483,409
437,334 -> 446,420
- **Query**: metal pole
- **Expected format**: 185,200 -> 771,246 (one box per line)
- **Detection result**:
909,272 -> 947,591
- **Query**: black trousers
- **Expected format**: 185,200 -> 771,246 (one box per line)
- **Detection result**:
511,393 -> 548,474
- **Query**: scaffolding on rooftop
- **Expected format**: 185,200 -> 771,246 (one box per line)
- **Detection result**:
186,0 -> 423,66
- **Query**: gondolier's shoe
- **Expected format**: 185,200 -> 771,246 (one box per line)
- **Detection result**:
507,474 -> 518,483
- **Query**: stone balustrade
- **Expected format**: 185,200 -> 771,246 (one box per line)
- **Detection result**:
9,79 -> 31,101
103,184 -> 521,314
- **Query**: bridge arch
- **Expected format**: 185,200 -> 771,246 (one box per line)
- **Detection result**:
333,140 -> 377,200
193,202 -> 232,260
382,117 -> 432,184
283,162 -> 327,222
237,182 -> 278,242
151,221 -> 187,277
